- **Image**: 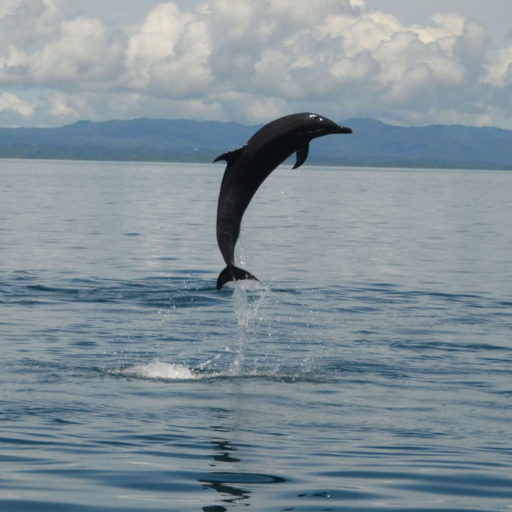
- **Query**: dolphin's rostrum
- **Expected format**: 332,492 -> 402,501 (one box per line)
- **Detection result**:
214,112 -> 352,290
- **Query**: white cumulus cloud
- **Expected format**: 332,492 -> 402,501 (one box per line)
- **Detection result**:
0,91 -> 34,116
0,0 -> 511,128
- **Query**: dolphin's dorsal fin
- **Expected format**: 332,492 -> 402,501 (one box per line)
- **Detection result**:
213,145 -> 246,164
293,144 -> 309,169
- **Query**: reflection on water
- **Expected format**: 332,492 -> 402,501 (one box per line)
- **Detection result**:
201,437 -> 250,508
211,440 -> 241,464
201,403 -> 287,510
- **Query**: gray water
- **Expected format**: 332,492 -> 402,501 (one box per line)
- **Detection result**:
1,159 -> 511,511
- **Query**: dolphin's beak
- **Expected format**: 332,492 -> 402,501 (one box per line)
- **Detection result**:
336,125 -> 352,134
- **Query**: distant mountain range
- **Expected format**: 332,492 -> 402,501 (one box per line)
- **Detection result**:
1,117 -> 511,170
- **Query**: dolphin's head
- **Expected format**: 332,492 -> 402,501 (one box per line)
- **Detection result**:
302,113 -> 352,138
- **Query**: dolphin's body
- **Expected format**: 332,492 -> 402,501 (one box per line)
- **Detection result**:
214,112 -> 352,290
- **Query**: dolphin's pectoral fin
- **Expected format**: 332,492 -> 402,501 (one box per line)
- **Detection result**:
293,144 -> 309,169
213,145 -> 247,164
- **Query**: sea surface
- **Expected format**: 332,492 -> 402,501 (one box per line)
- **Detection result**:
1,159 -> 511,512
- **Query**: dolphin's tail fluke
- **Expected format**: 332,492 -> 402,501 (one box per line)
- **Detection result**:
216,265 -> 259,290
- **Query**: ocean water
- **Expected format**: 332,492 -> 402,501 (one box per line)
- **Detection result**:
1,159 -> 511,512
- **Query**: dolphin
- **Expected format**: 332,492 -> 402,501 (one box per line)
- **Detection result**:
214,112 -> 352,290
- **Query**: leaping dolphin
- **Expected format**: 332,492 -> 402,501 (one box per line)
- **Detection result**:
214,112 -> 352,290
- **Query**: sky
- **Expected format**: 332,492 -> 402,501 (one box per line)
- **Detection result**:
1,0 -> 512,128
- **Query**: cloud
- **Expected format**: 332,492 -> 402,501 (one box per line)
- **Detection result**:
0,0 -> 511,127
486,45 -> 512,87
125,3 -> 209,94
0,91 -> 34,116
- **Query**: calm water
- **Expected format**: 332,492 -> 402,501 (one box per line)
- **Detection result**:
1,159 -> 511,512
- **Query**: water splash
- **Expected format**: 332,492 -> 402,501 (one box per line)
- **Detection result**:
229,280 -> 268,375
105,278 -> 268,381
118,360 -> 198,380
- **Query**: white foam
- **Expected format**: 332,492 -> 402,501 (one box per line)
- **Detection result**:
119,360 -> 197,380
